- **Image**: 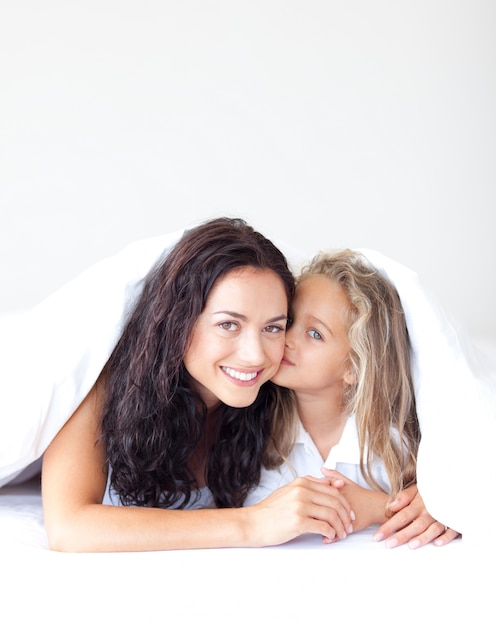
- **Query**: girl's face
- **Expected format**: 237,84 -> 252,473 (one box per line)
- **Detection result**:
272,274 -> 354,395
183,267 -> 289,409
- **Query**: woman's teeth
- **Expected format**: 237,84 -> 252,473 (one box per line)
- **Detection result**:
222,367 -> 258,381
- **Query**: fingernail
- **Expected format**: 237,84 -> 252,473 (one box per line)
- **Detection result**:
373,532 -> 383,542
350,510 -> 356,521
409,539 -> 420,550
348,524 -> 354,534
385,537 -> 398,549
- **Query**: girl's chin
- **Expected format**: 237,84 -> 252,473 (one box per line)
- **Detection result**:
271,372 -> 289,387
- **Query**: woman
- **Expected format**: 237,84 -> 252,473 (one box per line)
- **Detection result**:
41,218 -> 353,551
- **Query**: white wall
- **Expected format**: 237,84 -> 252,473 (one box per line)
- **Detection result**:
1,1 -> 495,339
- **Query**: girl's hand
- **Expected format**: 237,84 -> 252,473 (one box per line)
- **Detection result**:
373,485 -> 461,549
246,476 -> 355,546
321,468 -> 389,532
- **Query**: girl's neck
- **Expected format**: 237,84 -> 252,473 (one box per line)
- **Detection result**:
296,392 -> 348,461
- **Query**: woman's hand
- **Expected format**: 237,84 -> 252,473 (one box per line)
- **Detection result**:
373,485 -> 461,549
246,476 -> 355,546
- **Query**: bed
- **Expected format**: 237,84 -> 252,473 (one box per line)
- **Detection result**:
1,235 -> 494,625
0,473 -> 492,625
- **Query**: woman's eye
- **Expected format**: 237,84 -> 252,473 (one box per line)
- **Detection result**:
264,324 -> 285,334
219,321 -> 238,331
308,329 -> 323,340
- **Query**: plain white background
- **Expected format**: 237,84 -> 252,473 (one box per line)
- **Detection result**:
1,1 -> 494,340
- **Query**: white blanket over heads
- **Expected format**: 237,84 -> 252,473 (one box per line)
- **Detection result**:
359,249 -> 496,544
0,230 -> 184,486
0,233 -> 494,543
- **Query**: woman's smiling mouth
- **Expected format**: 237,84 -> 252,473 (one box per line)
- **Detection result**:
221,367 -> 259,382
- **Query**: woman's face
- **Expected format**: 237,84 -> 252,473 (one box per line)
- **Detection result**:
183,267 -> 289,409
272,274 -> 354,394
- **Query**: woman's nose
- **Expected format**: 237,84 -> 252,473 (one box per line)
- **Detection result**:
238,332 -> 265,364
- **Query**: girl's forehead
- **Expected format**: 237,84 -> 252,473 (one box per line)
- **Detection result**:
294,275 -> 350,316
297,273 -> 339,293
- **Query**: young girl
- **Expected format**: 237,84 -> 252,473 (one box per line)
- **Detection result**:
245,248 -> 461,548
41,218 -> 353,551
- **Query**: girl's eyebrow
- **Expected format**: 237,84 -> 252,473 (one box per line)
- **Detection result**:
309,315 -> 333,336
213,311 -> 289,323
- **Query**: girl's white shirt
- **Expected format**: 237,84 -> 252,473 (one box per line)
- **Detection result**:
244,413 -> 390,506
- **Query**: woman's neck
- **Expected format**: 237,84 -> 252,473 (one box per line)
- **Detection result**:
190,408 -> 218,488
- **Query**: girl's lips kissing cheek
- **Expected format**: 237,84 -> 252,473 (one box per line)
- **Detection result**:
221,366 -> 261,384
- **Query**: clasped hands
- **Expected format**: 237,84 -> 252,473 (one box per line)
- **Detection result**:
320,468 -> 461,549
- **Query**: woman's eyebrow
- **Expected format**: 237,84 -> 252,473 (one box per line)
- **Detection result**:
213,311 -> 288,323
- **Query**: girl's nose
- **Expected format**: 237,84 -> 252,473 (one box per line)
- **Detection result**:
284,325 -> 296,349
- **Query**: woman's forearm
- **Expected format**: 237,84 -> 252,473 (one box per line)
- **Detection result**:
45,503 -> 253,552
44,475 -> 355,553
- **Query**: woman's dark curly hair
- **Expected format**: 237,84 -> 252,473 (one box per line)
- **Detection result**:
100,217 -> 295,509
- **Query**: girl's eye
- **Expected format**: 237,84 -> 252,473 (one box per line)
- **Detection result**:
219,321 -> 238,331
308,329 -> 323,340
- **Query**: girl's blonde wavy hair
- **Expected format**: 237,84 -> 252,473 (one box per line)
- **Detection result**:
265,249 -> 421,498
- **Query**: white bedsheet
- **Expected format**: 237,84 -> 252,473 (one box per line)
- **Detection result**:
0,476 -> 492,626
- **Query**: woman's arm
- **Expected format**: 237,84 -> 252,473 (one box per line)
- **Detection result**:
373,486 -> 461,548
321,469 -> 461,548
42,385 -> 354,552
